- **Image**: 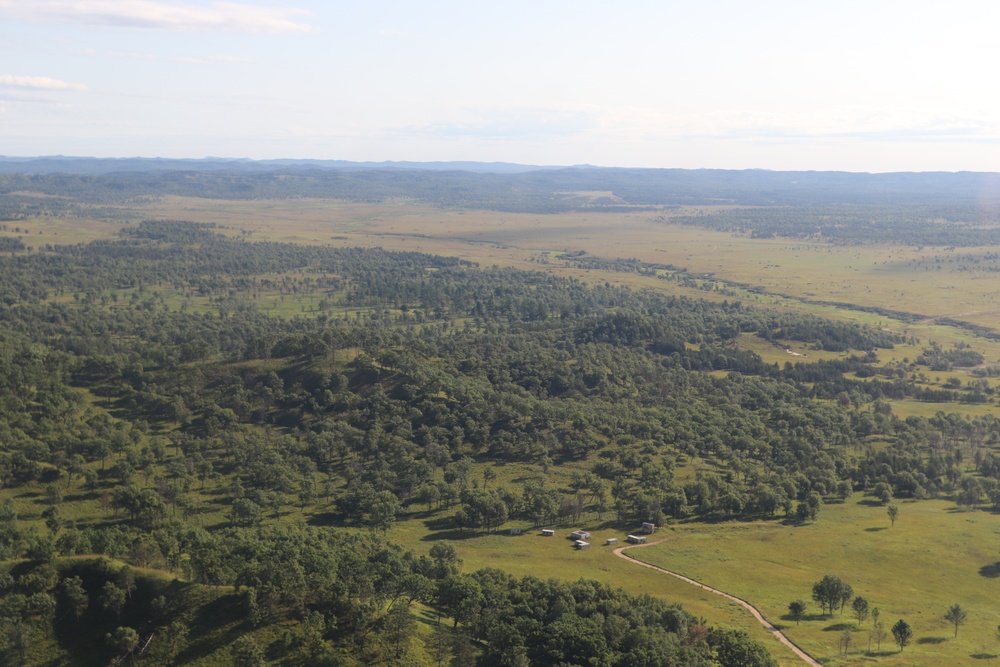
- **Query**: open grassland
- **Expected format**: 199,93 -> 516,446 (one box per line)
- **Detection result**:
632,495 -> 1000,666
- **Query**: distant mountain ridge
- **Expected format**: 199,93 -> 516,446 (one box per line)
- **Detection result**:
2,156 -> 999,214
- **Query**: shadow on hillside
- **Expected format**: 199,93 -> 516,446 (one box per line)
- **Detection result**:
866,650 -> 897,657
864,527 -> 886,532
971,653 -> 998,659
177,594 -> 245,663
856,499 -> 884,507
979,562 -> 1000,578
917,636 -> 947,644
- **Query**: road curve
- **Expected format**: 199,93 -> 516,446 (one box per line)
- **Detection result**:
612,540 -> 823,667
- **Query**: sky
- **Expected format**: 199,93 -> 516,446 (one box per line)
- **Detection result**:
3,0 -> 1000,172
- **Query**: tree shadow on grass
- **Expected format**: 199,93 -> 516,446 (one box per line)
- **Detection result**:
415,606 -> 445,628
917,636 -> 947,645
979,562 -> 1000,578
866,650 -> 898,657
856,499 -> 884,507
864,527 -> 887,532
420,529 -> 480,542
779,613 -> 826,625
971,653 -> 998,659
823,622 -> 854,632
423,516 -> 457,532
177,594 -> 245,663
307,512 -> 349,528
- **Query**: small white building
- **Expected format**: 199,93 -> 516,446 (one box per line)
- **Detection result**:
575,540 -> 591,550
541,529 -> 555,537
509,527 -> 522,536
641,522 -> 656,534
570,530 -> 591,541
627,534 -> 647,544
605,538 -> 618,546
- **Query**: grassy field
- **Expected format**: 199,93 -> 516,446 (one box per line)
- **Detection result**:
628,495 -> 1000,666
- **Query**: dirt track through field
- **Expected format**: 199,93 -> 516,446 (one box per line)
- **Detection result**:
613,540 -> 823,666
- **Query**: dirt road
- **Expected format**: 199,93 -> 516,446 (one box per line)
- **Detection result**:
613,540 -> 823,666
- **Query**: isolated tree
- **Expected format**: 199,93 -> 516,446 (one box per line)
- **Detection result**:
788,600 -> 807,625
365,490 -> 401,534
796,492 -> 821,523
944,603 -> 967,638
872,482 -> 893,505
388,600 -> 417,659
812,575 -> 851,616
838,582 -> 854,616
887,504 -> 899,527
852,596 -> 870,627
161,621 -> 189,663
229,498 -> 263,527
429,543 -> 462,579
891,619 -> 912,652
106,626 -> 139,658
870,620 -> 885,653
60,576 -> 88,622
100,581 -> 126,621
840,627 -> 853,655
428,624 -> 452,667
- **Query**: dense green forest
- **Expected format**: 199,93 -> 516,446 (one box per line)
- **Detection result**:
2,216 -> 1000,665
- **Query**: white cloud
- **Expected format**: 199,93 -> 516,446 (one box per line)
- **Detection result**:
0,0 -> 315,34
0,75 -> 86,91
